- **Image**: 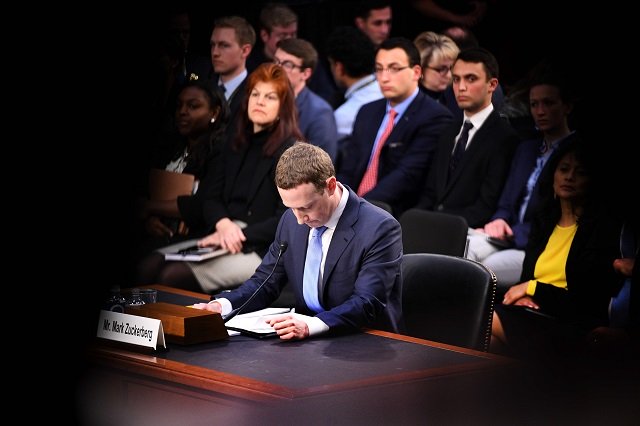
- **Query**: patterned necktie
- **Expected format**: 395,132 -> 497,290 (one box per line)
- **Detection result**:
303,226 -> 328,313
218,83 -> 226,98
357,108 -> 397,196
449,120 -> 473,179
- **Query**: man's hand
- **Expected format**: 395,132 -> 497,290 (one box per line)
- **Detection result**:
483,218 -> 513,239
191,301 -> 222,313
267,314 -> 310,340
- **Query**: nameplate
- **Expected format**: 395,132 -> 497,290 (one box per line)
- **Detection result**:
96,310 -> 166,350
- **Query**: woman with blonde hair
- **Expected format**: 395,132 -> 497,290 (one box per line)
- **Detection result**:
413,31 -> 459,103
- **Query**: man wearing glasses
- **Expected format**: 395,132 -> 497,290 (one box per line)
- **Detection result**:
273,38 -> 338,162
338,37 -> 452,217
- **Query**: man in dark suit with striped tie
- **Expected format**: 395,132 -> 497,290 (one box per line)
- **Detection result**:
338,37 -> 452,217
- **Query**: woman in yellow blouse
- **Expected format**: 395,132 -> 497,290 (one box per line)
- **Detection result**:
490,135 -> 623,359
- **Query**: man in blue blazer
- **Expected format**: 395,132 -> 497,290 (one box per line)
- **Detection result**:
338,37 -> 452,217
193,143 -> 404,339
274,38 -> 338,161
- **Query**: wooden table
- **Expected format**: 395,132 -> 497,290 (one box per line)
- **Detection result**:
77,286 -> 529,425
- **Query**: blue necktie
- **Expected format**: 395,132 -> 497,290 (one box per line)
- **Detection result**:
303,226 -> 328,313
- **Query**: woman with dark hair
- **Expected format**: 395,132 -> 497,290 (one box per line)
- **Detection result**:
490,135 -> 623,360
466,73 -> 575,291
139,63 -> 305,293
141,80 -> 229,245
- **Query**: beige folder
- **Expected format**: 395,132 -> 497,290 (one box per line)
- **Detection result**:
148,169 -> 195,201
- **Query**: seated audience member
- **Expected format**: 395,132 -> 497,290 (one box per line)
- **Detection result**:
138,63 -> 303,293
417,47 -> 518,228
246,2 -> 298,72
466,74 -> 575,289
192,142 -> 404,340
140,80 -> 229,249
274,38 -> 338,161
436,26 -> 505,121
208,16 -> 256,124
325,26 -> 383,147
338,37 -> 452,216
413,31 -> 459,111
490,138 -> 623,361
587,208 -> 639,359
354,0 -> 393,47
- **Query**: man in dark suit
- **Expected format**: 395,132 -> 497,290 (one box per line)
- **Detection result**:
208,16 -> 255,123
417,47 -> 519,228
338,37 -> 452,216
193,143 -> 404,339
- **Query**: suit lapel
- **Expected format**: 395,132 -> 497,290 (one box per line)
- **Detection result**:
382,92 -> 424,152
444,112 -> 498,191
319,189 -> 358,304
437,122 -> 462,195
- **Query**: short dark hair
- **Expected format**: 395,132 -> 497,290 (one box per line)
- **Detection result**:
354,0 -> 391,19
326,26 -> 375,77
456,47 -> 499,80
377,37 -> 421,68
260,2 -> 298,32
276,38 -> 318,71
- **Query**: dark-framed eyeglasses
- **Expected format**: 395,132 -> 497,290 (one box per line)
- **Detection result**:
273,59 -> 304,71
374,65 -> 410,76
426,65 -> 451,76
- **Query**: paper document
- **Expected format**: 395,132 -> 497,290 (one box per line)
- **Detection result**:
164,247 -> 229,262
226,307 -> 292,338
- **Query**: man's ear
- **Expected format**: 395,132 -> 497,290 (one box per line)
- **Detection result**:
301,66 -> 312,82
326,176 -> 337,194
260,29 -> 270,44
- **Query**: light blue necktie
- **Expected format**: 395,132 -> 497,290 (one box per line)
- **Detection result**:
303,226 -> 327,313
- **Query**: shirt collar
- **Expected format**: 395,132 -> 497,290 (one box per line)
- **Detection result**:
464,103 -> 493,128
386,87 -> 419,119
324,182 -> 349,230
345,74 -> 377,99
219,69 -> 248,100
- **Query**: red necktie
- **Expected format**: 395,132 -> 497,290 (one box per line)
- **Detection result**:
358,108 -> 397,196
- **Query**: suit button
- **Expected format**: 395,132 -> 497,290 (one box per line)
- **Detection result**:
436,204 -> 444,211
247,210 -> 252,216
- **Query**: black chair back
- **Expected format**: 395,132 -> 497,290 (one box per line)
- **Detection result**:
368,199 -> 394,215
399,209 -> 468,256
401,253 -> 497,351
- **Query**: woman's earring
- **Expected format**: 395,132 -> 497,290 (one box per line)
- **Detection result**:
210,117 -> 216,123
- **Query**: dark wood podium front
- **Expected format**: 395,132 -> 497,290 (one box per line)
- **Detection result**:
79,286 -> 520,424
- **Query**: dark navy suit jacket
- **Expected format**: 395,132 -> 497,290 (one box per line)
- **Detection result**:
418,110 -> 519,228
218,187 -> 404,334
338,91 -> 452,215
491,136 -> 569,249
